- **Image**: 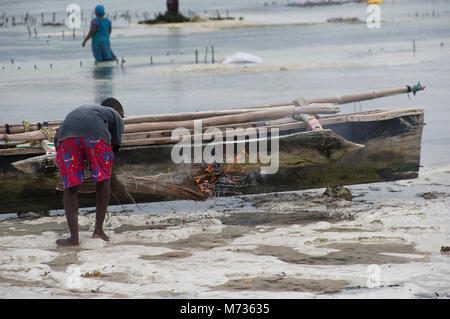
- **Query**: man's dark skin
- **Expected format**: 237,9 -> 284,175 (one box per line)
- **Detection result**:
56,104 -> 126,247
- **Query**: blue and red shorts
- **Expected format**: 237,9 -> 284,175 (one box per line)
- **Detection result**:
56,137 -> 114,189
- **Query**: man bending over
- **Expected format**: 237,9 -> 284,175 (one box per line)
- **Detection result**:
55,98 -> 125,247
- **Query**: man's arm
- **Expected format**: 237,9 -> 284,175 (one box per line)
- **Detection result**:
110,166 -> 126,196
112,144 -> 121,153
109,111 -> 124,153
109,110 -> 125,196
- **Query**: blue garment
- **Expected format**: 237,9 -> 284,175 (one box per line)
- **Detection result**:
95,5 -> 105,17
90,17 -> 116,62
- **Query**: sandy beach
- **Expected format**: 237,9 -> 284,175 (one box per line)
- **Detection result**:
0,164 -> 448,299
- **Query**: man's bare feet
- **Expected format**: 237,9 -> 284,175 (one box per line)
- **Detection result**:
56,238 -> 79,247
92,230 -> 109,242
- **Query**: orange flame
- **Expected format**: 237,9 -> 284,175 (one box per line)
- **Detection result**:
194,152 -> 248,194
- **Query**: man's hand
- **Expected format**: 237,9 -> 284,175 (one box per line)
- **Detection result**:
110,172 -> 137,206
110,173 -> 126,196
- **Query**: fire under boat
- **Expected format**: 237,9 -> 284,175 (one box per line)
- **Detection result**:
0,84 -> 425,214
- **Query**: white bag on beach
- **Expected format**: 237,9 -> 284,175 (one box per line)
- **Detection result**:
222,52 -> 263,64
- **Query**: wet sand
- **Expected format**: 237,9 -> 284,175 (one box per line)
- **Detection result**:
0,165 -> 449,298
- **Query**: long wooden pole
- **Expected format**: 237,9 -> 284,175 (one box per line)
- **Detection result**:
1,130 -> 57,142
0,109 -> 267,135
0,84 -> 424,134
122,120 -> 266,141
0,108 -> 422,154
233,84 -> 426,110
0,107 -> 282,135
123,108 -> 270,124
120,107 -> 424,142
309,85 -> 426,104
0,122 -> 60,135
123,104 -> 339,133
121,108 -> 423,146
1,104 -> 339,142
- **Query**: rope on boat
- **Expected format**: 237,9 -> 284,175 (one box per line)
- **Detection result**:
22,120 -> 30,133
39,127 -> 55,142
406,81 -> 422,96
36,121 -> 49,130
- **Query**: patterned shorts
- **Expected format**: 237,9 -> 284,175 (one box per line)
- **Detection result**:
56,137 -> 114,189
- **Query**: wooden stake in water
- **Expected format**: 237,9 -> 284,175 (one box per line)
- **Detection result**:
204,46 -> 208,63
72,28 -> 75,38
211,46 -> 215,64
195,49 -> 198,64
413,38 -> 416,53
150,56 -> 153,64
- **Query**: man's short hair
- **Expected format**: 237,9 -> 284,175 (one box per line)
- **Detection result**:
101,97 -> 124,118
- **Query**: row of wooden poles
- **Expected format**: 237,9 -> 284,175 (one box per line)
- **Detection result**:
0,8 -> 235,28
25,26 -> 83,39
0,10 -> 132,27
3,46 -> 217,71
0,85 -> 425,149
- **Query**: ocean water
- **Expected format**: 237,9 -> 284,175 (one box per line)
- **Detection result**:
0,0 -> 449,219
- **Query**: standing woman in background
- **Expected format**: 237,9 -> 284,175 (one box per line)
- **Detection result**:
82,5 -> 117,62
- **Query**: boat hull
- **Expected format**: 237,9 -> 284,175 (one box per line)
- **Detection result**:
0,109 -> 424,214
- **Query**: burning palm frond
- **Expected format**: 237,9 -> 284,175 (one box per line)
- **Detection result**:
59,174 -> 208,201
190,162 -> 249,197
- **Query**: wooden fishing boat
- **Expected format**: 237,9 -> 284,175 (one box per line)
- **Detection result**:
0,84 -> 425,214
